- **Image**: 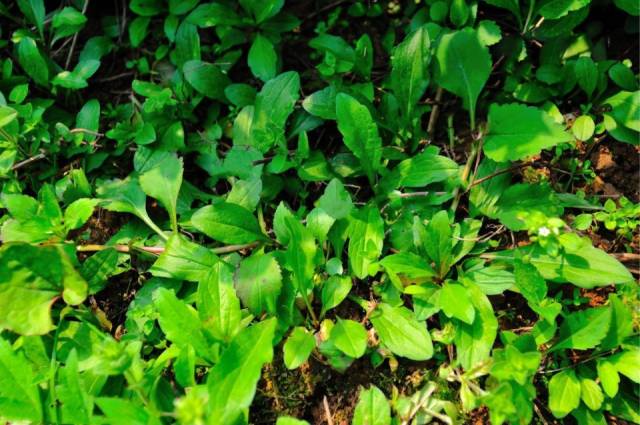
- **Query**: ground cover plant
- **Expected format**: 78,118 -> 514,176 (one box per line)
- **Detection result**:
0,0 -> 638,423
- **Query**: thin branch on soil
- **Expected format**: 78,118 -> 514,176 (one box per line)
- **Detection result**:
75,242 -> 259,255
426,88 -> 444,139
65,0 -> 90,69
322,396 -> 334,425
611,252 -> 640,262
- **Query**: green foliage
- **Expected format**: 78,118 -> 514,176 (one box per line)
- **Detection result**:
0,0 -> 637,423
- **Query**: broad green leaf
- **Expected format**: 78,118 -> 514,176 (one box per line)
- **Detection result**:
0,106 -> 18,129
239,0 -> 284,23
320,276 -> 352,317
370,303 -> 433,361
248,34 -> 277,82
348,206 -> 384,279
17,0 -> 45,35
52,59 -> 101,89
601,294 -> 633,350
198,262 -> 243,343
465,265 -> 514,295
52,6 -> 87,40
572,115 -> 595,141
150,234 -> 218,281
80,248 -> 119,294
352,386 -> 391,425
76,99 -> 100,142
434,28 -> 491,129
17,37 -> 49,86
63,198 -> 98,233
277,417 -> 310,425
96,177 -> 166,239
538,0 -> 590,18
424,210 -> 453,277
603,91 -> 640,132
380,252 -> 435,290
94,397 -> 152,425
154,288 -> 215,362
390,25 -> 431,125
183,60 -> 230,101
56,350 -> 92,424
454,283 -> 498,370
380,151 -> 459,193
139,152 -> 183,232
331,319 -> 368,358
235,253 -> 282,316
0,243 -> 87,335
191,202 -> 266,244
283,327 -> 316,369
309,34 -> 356,74
186,3 -> 242,27
226,177 -> 262,211
207,318 -> 276,423
250,71 -> 300,152
175,21 -> 200,67
283,215 -> 317,309
514,258 -> 547,306
0,338 -> 42,422
550,307 -> 611,352
336,93 -> 382,184
492,183 -> 563,231
302,85 -> 337,120
575,57 -> 598,98
609,349 -> 640,383
169,0 -> 198,15
440,282 -> 475,324
596,360 -> 619,397
580,378 -> 603,411
548,370 -> 581,418
317,178 -> 353,220
484,103 -> 573,162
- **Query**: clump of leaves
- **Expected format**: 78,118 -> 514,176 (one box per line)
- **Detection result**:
0,0 -> 638,424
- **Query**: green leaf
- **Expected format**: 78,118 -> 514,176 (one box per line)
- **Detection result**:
154,287 -> 215,361
235,253 -> 282,316
320,276 -> 352,317
186,3 -> 242,26
603,91 -> 640,132
250,71 -> 300,152
52,7 -> 86,39
370,303 -> 433,361
56,350 -> 92,424
0,106 -> 18,129
610,349 -> 640,383
440,282 -> 475,324
538,0 -> 590,19
380,252 -> 435,290
484,103 -> 573,162
0,243 -> 88,335
139,152 -> 183,232
17,37 -> 49,85
575,57 -> 598,98
572,115 -> 595,141
317,178 -> 353,220
302,85 -> 337,120
283,327 -> 316,369
129,16 -> 150,47
283,215 -> 317,310
94,397 -> 151,425
248,34 -> 278,82
336,93 -> 382,183
277,417 -> 310,425
390,25 -> 431,124
17,0 -> 45,35
601,294 -> 633,350
80,248 -> 119,294
514,258 -> 547,306
52,59 -> 100,89
550,307 -> 611,352
150,234 -> 219,281
380,151 -> 459,193
227,177 -> 262,211
331,318 -> 368,358
348,206 -> 384,279
198,262 -> 243,343
183,60 -> 230,101
596,360 -> 619,397
207,318 -> 276,423
175,21 -> 200,67
424,210 -> 453,277
0,338 -> 42,422
352,386 -> 391,425
239,0 -> 284,23
191,202 -> 266,244
97,176 -> 166,239
580,378 -> 603,411
63,198 -> 98,233
454,283 -> 498,370
434,28 -> 491,129
548,370 -> 581,418
76,99 -> 100,142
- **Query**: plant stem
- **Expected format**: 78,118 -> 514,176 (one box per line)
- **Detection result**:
76,241 -> 260,255
450,140 -> 480,212
522,0 -> 536,34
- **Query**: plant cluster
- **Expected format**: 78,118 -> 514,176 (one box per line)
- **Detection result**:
0,0 -> 638,424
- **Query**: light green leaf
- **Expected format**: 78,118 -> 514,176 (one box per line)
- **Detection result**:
424,210 -> 453,277
390,25 -> 431,124
227,177 -> 262,211
63,198 -> 98,233
572,115 -> 595,141
302,85 -> 337,120
320,276 -> 352,317
550,307 -> 611,352
283,215 -> 317,309
434,28 -> 491,129
484,103 -> 573,162
331,318 -> 368,358
0,243 -> 88,335
283,327 -> 316,370
548,370 -> 581,418
603,91 -> 640,132
139,152 -> 183,232
440,282 -> 475,324
208,318 -> 276,423
380,151 -> 459,193
198,262 -> 243,343
17,37 -> 49,86
248,34 -> 277,82
0,106 -> 18,129
191,202 -> 266,244
276,417 -> 310,425
335,93 -> 382,184
348,206 -> 384,279
0,338 -> 42,422
596,360 -> 619,398
317,178 -> 353,220
80,248 -> 119,294
370,303 -> 433,361
235,253 -> 282,316
610,349 -> 640,383
538,0 -> 590,19
601,294 -> 633,350
352,386 -> 391,425
514,258 -> 547,306
150,234 -> 219,281
56,350 -> 92,424
76,99 -> 100,142
580,378 -> 603,411
52,6 -> 87,40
